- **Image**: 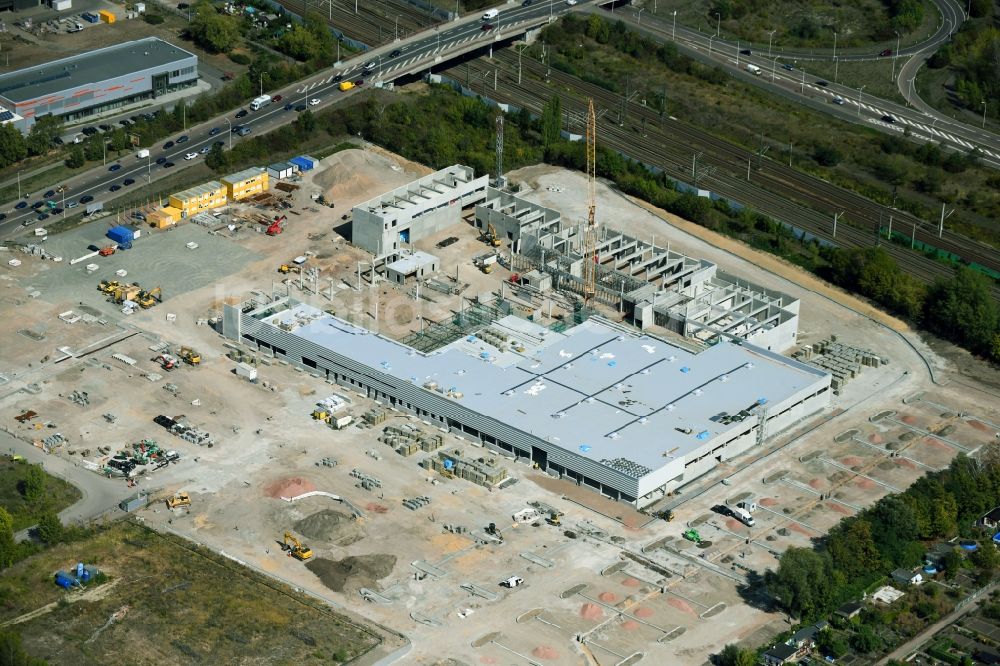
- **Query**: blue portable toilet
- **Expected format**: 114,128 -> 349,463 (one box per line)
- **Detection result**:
76,562 -> 84,577
443,459 -> 454,471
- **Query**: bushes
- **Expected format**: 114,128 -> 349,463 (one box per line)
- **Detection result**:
142,13 -> 164,25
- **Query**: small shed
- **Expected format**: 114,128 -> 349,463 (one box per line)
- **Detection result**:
761,643 -> 797,666
386,251 -> 438,285
267,162 -> 295,180
980,507 -> 1000,529
789,620 -> 827,649
872,585 -> 905,604
835,601 -> 863,620
891,568 -> 923,586
235,362 -> 257,381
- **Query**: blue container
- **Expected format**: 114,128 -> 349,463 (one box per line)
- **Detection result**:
54,571 -> 75,589
960,540 -> 979,552
106,225 -> 134,245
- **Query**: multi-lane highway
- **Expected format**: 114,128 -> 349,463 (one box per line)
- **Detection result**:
593,1 -> 1000,165
0,0 -> 579,238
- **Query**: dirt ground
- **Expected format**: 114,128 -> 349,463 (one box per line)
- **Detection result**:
0,150 -> 996,664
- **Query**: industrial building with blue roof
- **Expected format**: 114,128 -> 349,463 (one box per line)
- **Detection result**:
223,296 -> 830,507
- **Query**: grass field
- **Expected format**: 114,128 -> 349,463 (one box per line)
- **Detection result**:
0,521 -> 382,664
794,56 -> 908,105
0,457 -> 80,532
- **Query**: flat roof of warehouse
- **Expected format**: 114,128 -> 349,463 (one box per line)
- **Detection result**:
261,304 -> 828,475
0,38 -> 195,103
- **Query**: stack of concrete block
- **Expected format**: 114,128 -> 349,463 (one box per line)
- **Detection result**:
402,496 -> 431,511
797,338 -> 886,392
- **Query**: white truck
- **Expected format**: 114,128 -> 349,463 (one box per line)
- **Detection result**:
500,576 -> 524,588
482,8 -> 499,20
136,148 -> 149,159
745,63 -> 762,75
731,506 -> 755,527
250,94 -> 272,111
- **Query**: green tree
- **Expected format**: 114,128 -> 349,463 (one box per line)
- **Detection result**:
766,547 -> 832,619
923,267 -> 1000,356
278,25 -> 320,61
817,628 -> 849,658
204,142 -> 228,172
296,109 -> 317,134
34,512 -> 63,546
0,507 -> 14,569
188,1 -> 241,53
83,135 -> 105,162
851,624 -> 882,653
64,146 -> 85,169
941,549 -> 963,580
18,466 -> 45,503
0,124 -> 27,168
25,115 -> 62,156
717,643 -> 756,666
541,95 -> 562,148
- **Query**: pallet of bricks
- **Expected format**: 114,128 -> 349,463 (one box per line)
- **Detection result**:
794,335 -> 885,393
378,424 -> 443,457
421,449 -> 507,488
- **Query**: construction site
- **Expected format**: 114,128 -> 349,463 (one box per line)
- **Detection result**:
0,105 -> 997,664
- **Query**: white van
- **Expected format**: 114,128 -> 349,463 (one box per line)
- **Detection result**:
136,149 -> 149,159
731,506 -> 755,527
482,8 -> 499,20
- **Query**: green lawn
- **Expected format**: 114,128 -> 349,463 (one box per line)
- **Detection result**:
0,522 -> 381,663
0,457 -> 80,532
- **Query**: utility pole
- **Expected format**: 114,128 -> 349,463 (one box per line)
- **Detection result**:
833,211 -> 843,238
858,85 -> 865,119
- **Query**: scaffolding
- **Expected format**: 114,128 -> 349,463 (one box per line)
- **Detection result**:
400,298 -> 510,353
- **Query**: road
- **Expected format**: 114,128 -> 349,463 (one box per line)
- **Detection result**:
593,2 -> 1000,167
0,1 -> 582,238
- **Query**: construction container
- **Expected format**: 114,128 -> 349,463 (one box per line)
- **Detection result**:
118,492 -> 146,512
267,162 -> 295,179
84,201 -> 104,216
98,9 -> 115,22
235,362 -> 257,381
81,11 -> 99,22
106,225 -> 134,245
289,155 -> 315,171
51,0 -> 72,10
221,166 -> 268,201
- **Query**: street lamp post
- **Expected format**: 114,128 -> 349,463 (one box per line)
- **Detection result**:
768,30 -> 775,58
857,85 -> 865,118
772,56 -> 778,82
736,41 -> 740,67
224,118 -> 232,150
714,12 -> 720,36
637,8 -> 644,24
672,11 -> 677,39
395,15 -> 400,41
708,35 -> 715,55
833,31 -> 839,82
146,153 -> 151,183
983,100 -> 988,129
890,31 -> 900,81
16,170 -> 20,199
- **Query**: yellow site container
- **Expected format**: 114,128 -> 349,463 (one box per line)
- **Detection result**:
98,9 -> 116,22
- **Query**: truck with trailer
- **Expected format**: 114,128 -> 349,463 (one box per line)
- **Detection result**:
250,94 -> 272,111
745,63 -> 762,75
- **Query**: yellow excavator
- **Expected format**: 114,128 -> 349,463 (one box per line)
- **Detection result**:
482,223 -> 501,247
98,279 -> 120,294
178,347 -> 201,365
282,531 -> 313,561
137,287 -> 162,309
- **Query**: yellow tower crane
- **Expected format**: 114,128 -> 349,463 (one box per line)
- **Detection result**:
582,99 -> 598,304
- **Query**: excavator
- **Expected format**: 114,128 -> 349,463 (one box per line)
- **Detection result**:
481,223 -> 501,247
98,279 -> 120,294
282,531 -> 313,561
154,354 -> 178,371
178,347 -> 201,365
266,215 -> 287,236
137,287 -> 162,309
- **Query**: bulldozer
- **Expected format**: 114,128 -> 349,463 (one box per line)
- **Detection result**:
282,531 -> 313,561
178,347 -> 201,365
137,287 -> 161,309
165,492 -> 191,509
545,511 -> 562,527
98,279 -> 120,294
278,264 -> 291,274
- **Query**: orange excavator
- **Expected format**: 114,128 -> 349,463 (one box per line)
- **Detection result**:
266,215 -> 286,236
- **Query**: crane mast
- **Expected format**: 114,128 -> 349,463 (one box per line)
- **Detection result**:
582,99 -> 598,304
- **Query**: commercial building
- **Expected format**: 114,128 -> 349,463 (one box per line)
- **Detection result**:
222,297 -> 830,508
221,166 -> 269,201
0,37 -> 197,132
168,181 -> 226,218
352,164 -> 489,260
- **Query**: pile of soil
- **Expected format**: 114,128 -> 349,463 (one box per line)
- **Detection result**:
598,592 -> 618,603
265,477 -> 316,499
532,646 -> 559,660
306,554 -> 396,592
294,509 -> 365,546
634,607 -> 654,618
579,603 -> 603,620
667,598 -> 696,614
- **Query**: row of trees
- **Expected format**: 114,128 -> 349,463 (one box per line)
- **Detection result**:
767,452 -> 1000,621
928,18 -> 999,121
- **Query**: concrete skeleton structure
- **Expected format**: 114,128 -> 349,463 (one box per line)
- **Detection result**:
0,37 -> 197,132
479,184 -> 800,352
351,165 -> 489,261
222,297 -> 830,507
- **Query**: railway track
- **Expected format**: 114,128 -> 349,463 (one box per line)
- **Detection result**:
275,0 -> 437,48
451,54 -> 1000,299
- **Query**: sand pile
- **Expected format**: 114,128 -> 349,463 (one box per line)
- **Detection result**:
265,477 -> 316,499
580,603 -> 603,620
306,554 -> 397,592
869,433 -> 883,444
634,607 -> 654,618
314,149 -> 412,202
598,592 -> 618,603
667,598 -> 696,614
294,509 -> 365,546
759,498 -> 778,507
809,478 -> 825,489
366,503 -> 389,514
855,478 -> 877,490
622,620 -> 640,631
901,414 -> 917,424
842,456 -> 864,466
532,646 -> 559,660
621,577 -> 640,588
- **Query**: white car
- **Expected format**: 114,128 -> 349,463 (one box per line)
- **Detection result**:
309,98 -> 320,106
200,146 -> 211,154
184,152 -> 198,160
565,0 -> 577,4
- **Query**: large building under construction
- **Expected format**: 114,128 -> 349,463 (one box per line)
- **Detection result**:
222,297 -> 830,508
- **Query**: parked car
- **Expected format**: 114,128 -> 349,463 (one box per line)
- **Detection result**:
51,207 -> 63,214
163,161 -> 175,168
0,213 -> 5,221
99,124 -> 112,132
14,201 -> 27,209
295,104 -> 307,112
156,156 -> 167,164
43,189 -> 54,197
109,184 -> 121,192
81,126 -> 98,136
200,146 -> 211,154
284,103 -> 294,111
163,140 -> 174,149
31,201 -> 43,209
65,201 -> 78,209
273,94 -> 283,102
36,213 -> 49,221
